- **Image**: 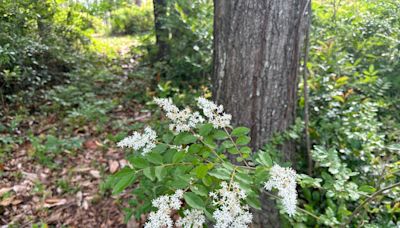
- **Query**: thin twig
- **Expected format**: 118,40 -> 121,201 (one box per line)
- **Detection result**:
341,182 -> 400,227
224,128 -> 250,167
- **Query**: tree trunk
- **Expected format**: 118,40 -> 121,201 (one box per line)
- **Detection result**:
212,0 -> 310,227
153,0 -> 169,60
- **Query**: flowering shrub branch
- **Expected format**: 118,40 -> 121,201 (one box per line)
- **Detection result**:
114,97 -> 302,227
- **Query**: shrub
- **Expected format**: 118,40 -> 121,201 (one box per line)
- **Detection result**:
0,0 -> 91,102
111,96 -> 319,226
109,2 -> 154,35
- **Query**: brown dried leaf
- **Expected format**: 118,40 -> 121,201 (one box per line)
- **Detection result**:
43,198 -> 67,208
89,170 -> 101,179
108,160 -> 119,174
0,187 -> 12,195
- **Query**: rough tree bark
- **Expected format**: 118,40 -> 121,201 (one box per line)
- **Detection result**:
213,0 -> 310,227
153,0 -> 169,60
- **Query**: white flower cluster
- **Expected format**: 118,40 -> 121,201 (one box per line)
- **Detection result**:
210,182 -> 253,228
264,164 -> 297,217
145,190 -> 205,228
197,97 -> 232,128
117,127 -> 156,155
154,98 -> 204,133
145,190 -> 184,228
176,209 -> 206,228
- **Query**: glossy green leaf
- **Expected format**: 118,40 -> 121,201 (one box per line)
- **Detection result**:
128,157 -> 149,169
112,172 -> 136,194
193,164 -> 209,178
184,192 -> 205,209
146,152 -> 163,164
213,130 -> 229,140
236,136 -> 251,145
199,123 -> 213,136
172,151 -> 186,163
155,166 -> 167,181
232,127 -> 250,136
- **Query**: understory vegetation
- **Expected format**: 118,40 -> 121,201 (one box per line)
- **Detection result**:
0,0 -> 399,227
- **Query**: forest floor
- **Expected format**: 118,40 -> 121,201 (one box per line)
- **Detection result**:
0,35 -> 150,227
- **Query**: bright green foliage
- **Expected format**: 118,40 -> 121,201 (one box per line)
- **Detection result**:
109,2 -> 154,35
293,0 -> 400,227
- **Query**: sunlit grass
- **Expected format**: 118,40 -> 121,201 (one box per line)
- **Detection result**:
90,34 -> 142,58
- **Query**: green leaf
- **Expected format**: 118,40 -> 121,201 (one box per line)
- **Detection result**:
168,175 -> 191,189
256,152 -> 273,167
332,95 -> 345,103
113,167 -> 135,178
232,127 -> 250,137
143,167 -> 155,181
235,172 -> 252,185
236,136 -> 251,145
146,153 -> 163,164
162,133 -> 174,143
184,192 -> 205,209
174,132 -> 197,145
203,136 -> 217,148
155,166 -> 167,181
221,140 -> 234,149
358,185 -> 376,193
128,157 -> 149,169
193,164 -> 209,179
202,176 -> 213,186
188,144 -> 202,153
240,146 -> 252,154
112,172 -> 136,194
199,123 -> 213,136
245,194 -> 261,210
209,167 -> 231,180
228,147 -> 240,154
183,134 -> 198,145
172,151 -> 186,163
163,149 -> 177,163
213,130 -> 229,140
190,185 -> 208,197
152,144 -> 168,153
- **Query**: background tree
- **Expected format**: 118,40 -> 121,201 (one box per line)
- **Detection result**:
212,0 -> 310,226
152,0 -> 168,60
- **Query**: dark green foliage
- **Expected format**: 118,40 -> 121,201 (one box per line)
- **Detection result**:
0,0 -> 91,102
143,0 -> 213,84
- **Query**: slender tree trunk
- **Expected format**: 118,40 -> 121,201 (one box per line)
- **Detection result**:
213,0 -> 310,227
153,0 -> 168,60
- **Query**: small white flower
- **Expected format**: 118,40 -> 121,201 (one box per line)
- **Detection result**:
145,189 -> 184,228
154,98 -> 204,133
196,97 -> 231,128
211,182 -> 253,228
176,209 -> 206,228
117,127 -> 157,155
264,164 -> 297,217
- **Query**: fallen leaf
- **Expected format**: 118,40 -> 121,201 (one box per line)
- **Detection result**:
22,171 -> 38,181
43,198 -> 67,208
0,187 -> 12,195
89,170 -> 101,178
0,196 -> 22,206
82,200 -> 89,210
109,160 -> 119,173
119,159 -> 128,168
13,185 -> 28,193
84,139 -> 98,150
